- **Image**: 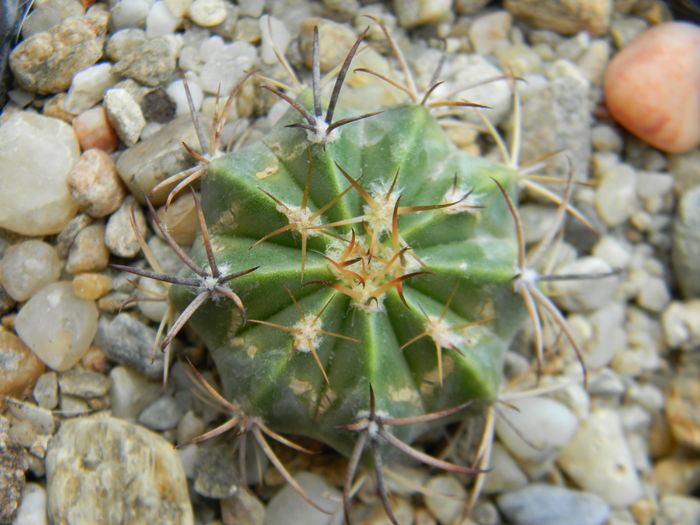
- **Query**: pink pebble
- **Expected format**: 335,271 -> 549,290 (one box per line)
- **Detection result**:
73,105 -> 119,153
604,21 -> 700,154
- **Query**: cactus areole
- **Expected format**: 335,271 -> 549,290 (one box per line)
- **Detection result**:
170,81 -> 527,461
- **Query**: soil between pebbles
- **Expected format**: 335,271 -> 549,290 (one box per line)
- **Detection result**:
1,1 -> 700,525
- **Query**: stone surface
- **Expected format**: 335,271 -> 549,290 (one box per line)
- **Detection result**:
504,0 -> 612,36
221,489 -> 265,525
300,18 -> 357,72
0,112 -> 80,236
189,0 -> 226,26
104,87 -> 146,146
497,484 -> 609,525
20,0 -> 84,38
558,408 -> 643,507
0,331 -> 45,401
109,365 -> 162,419
666,358 -> 700,451
11,482 -> 48,525
394,0 -> 452,27
68,149 -> 126,218
1,240 -> 62,302
56,213 -> 93,258
469,10 -> 512,55
482,442 -> 529,495
157,192 -> 198,245
72,272 -> 113,300
424,475 -> 467,525
65,223 -> 110,273
662,300 -> 700,350
58,368 -> 111,398
193,439 -> 241,499
9,9 -> 109,94
15,282 -> 99,371
658,495 -> 700,525
138,395 -> 183,430
146,1 -> 180,38
259,14 -> 289,65
105,195 -> 148,257
64,62 -> 119,114
72,105 -> 120,152
549,257 -> 617,312
604,22 -> 700,153
593,155 -> 638,227
672,186 -> 700,299
141,88 -> 176,123
113,35 -> 179,87
264,472 -> 341,525
45,415 -> 193,524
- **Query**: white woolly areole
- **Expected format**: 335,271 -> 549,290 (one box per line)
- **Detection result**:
305,119 -> 340,144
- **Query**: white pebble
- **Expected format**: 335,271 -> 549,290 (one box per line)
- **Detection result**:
265,472 -> 341,525
482,442 -> 529,494
12,483 -> 47,525
109,366 -> 162,419
188,0 -> 226,27
110,0 -> 152,30
15,282 -> 98,371
166,76 -> 203,116
104,88 -> 146,146
146,0 -> 180,38
237,0 -> 263,17
259,15 -> 290,65
1,240 -> 62,302
199,38 -> 257,95
65,63 -> 120,114
550,256 -> 618,311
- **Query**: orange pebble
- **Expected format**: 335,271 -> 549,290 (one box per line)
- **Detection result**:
604,21 -> 700,153
73,105 -> 119,153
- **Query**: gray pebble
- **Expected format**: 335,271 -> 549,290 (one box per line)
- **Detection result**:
109,365 -> 162,419
33,372 -> 59,410
672,186 -> 700,299
591,124 -> 623,153
112,35 -> 179,87
194,440 -> 241,499
6,398 -> 55,435
138,395 -> 183,431
141,88 -> 176,123
264,472 -> 341,525
95,312 -> 164,379
105,28 -> 147,62
67,149 -> 126,218
497,484 -> 609,525
58,368 -> 111,398
105,195 -> 147,258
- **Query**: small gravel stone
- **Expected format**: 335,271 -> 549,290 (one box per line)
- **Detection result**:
193,439 -> 241,499
45,416 -> 193,523
0,111 -> 80,236
549,256 -> 617,311
55,213 -> 92,258
104,87 -> 146,146
610,17 -> 648,49
658,495 -> 700,525
9,8 -> 109,94
157,192 -> 198,244
58,394 -> 90,416
15,282 -> 99,371
469,10 -> 512,55
259,14 -> 289,65
66,223 -> 110,273
584,302 -> 626,368
146,1 -> 180,38
95,313 -> 164,379
6,398 -> 55,435
504,0 -> 612,36
662,300 -> 700,350
72,272 -> 113,300
72,105 -> 119,152
12,482 -> 48,525
300,18 -> 356,72
33,372 -> 59,410
113,35 -> 179,87
141,88 -> 176,123
109,365 -> 162,418
424,475 -> 466,525
109,0 -> 151,30
265,472 -> 341,525
497,484 -> 609,525
1,240 -> 62,302
672,186 -> 700,299
105,195 -> 147,257
0,331 -> 45,401
558,408 -> 643,506
0,416 -> 27,524
138,395 -> 183,430
176,410 -> 205,445
221,488 -> 265,525
166,75 -> 203,116
68,149 -> 126,218
58,368 -> 111,398
64,63 -> 119,114
450,54 -> 511,126
666,359 -> 700,451
189,0 -> 226,26
199,37 -> 257,96
482,442 -> 529,494
591,124 -> 623,153
394,0 -> 452,27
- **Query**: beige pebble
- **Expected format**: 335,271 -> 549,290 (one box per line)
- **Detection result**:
0,331 -> 45,402
156,192 -> 198,245
72,105 -> 119,153
188,0 -> 226,26
72,272 -> 113,300
66,223 -> 110,273
68,149 -> 126,218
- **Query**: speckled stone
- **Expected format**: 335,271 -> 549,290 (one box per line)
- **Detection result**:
112,35 -> 179,87
45,415 -> 193,524
104,87 -> 146,146
673,186 -> 700,299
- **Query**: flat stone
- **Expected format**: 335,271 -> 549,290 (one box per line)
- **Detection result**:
45,415 -> 193,524
193,439 -> 241,499
104,87 -> 146,146
0,112 -> 80,236
72,272 -> 113,300
68,149 -> 126,218
481,442 -> 529,494
105,28 -> 147,61
66,223 -> 110,273
469,10 -> 512,55
15,282 -> 98,371
20,0 -> 84,38
673,186 -> 700,299
504,0 -> 612,37
0,331 -> 45,401
113,35 -> 179,87
105,195 -> 147,257
497,484 -> 609,525
11,482 -> 48,525
221,488 -> 265,525
9,8 -> 109,94
1,240 -> 62,302
58,368 -> 111,398
424,475 -> 466,524
549,256 -> 617,312
264,472 -> 341,525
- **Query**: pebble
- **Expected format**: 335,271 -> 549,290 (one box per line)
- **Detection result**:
189,0 -> 226,27
264,472 -> 341,525
104,87 -> 146,146
593,155 -> 638,227
33,372 -> 59,410
237,0 -> 263,18
68,149 -> 126,218
58,394 -> 90,416
0,331 -> 45,401
394,0 -> 452,27
668,150 -> 700,194
95,313 -> 164,379
116,115 -> 202,205
64,63 -> 119,114
108,365 -> 162,418
176,410 -> 205,444
55,214 -> 92,258
146,1 -> 181,38
157,192 -> 198,244
549,256 -> 617,312
259,15 -> 290,66
141,88 -> 177,123
0,111 -> 80,236
72,272 -> 113,300
9,8 -> 109,94
65,223 -> 110,273
497,484 -> 609,525
138,395 -> 183,430
72,105 -> 120,152
105,28 -> 147,62
558,408 -> 643,506
482,442 -> 529,494
504,0 -> 612,36
45,415 -> 194,523
193,439 -> 241,499
112,35 -> 179,87
665,359 -> 700,451
672,185 -> 700,299
584,302 -> 626,369
109,0 -> 151,30
15,282 -> 98,371
662,300 -> 700,350
469,10 -> 512,55
105,195 -> 148,257
604,22 -> 700,153
0,416 -> 27,523
221,488 -> 265,525
424,475 -> 466,525
591,124 -> 623,153
58,368 -> 111,398
658,495 -> 700,525
0,240 -> 62,302
11,482 -> 48,525
166,75 -> 203,116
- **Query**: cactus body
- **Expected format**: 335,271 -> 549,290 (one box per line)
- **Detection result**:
172,89 -> 527,458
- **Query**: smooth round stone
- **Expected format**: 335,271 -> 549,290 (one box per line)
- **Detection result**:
12,482 -> 48,525
15,282 -> 98,371
68,149 -> 126,218
0,112 -> 79,235
0,331 -> 45,400
72,105 -> 119,152
45,416 -> 193,523
64,63 -> 119,114
109,366 -> 162,419
156,192 -> 197,244
497,484 -> 609,525
72,272 -> 113,300
604,22 -> 700,153
1,240 -> 62,302
105,195 -> 147,257
549,256 -> 617,312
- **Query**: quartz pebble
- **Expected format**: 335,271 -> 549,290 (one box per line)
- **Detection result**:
469,10 -> 512,55
66,223 -> 110,273
482,442 -> 529,494
604,22 -> 700,153
259,15 -> 289,65
549,257 -> 617,311
157,192 -> 198,244
64,63 -> 119,114
0,111 -> 80,236
58,368 -> 111,398
72,272 -> 113,300
146,1 -> 180,38
138,395 -> 183,431
68,149 -> 126,217
113,35 -> 179,87
45,416 -> 193,523
11,482 -> 48,525
497,484 -> 609,525
189,0 -> 226,26
72,105 -> 119,152
1,240 -> 62,302
105,195 -> 147,257
104,87 -> 146,146
300,18 -> 356,72
110,0 -> 151,30
20,0 -> 84,38
199,37 -> 257,96
0,331 -> 45,401
15,282 -> 98,371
